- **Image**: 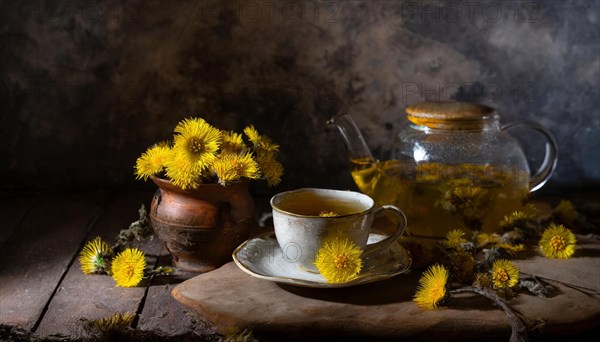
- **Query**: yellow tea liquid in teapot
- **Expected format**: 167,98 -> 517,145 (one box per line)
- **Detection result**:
351,158 -> 529,237
330,101 -> 558,239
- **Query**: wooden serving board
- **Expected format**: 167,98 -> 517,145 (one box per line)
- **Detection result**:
172,236 -> 600,339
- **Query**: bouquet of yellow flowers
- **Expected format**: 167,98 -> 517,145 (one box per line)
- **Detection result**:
134,117 -> 283,189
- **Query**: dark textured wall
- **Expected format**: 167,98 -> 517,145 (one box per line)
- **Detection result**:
1,0 -> 599,194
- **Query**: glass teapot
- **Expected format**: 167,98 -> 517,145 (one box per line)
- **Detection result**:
329,101 -> 558,238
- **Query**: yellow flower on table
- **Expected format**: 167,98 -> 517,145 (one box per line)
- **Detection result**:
79,237 -> 112,274
413,264 -> 449,310
111,248 -> 146,288
497,243 -> 526,255
539,223 -> 577,259
491,259 -> 519,289
314,238 -> 363,284
134,143 -> 171,180
444,229 -> 467,250
476,232 -> 501,248
499,210 -> 531,230
83,312 -> 136,332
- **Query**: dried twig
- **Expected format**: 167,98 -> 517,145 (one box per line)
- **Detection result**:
113,204 -> 153,250
520,272 -> 600,298
518,276 -> 554,298
450,287 -> 542,342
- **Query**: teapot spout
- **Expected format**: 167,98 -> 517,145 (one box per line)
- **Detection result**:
328,114 -> 380,196
327,114 -> 376,164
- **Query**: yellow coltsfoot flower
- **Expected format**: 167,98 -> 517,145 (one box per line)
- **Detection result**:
243,125 -> 261,146
539,223 -> 577,259
314,238 -> 363,284
257,150 -> 283,187
167,118 -> 222,188
212,152 -> 261,186
164,151 -> 203,190
174,118 -> 222,163
111,248 -> 146,288
499,211 -> 531,230
444,229 -> 467,250
134,143 -> 171,180
134,117 -> 284,189
220,131 -> 246,155
243,125 -> 279,153
82,312 -> 136,333
79,237 -> 113,274
413,264 -> 449,310
497,243 -> 526,255
211,159 -> 238,185
476,232 -> 501,248
491,259 -> 519,289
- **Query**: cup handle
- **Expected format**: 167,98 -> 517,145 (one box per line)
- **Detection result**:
501,121 -> 558,192
363,205 -> 407,257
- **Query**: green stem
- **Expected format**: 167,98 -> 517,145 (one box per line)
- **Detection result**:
145,266 -> 175,277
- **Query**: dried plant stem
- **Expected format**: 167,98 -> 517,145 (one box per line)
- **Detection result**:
520,272 -> 600,297
450,287 -> 529,342
113,205 -> 153,251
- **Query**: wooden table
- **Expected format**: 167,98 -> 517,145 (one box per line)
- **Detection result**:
0,191 -> 220,340
0,190 -> 598,340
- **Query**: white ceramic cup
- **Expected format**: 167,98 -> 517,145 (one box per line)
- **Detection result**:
270,188 -> 407,272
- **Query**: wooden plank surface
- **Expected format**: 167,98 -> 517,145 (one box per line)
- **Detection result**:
0,192 -> 107,330
0,196 -> 34,249
0,190 -> 596,339
173,252 -> 600,339
35,191 -> 163,337
136,252 -> 212,337
135,194 -> 271,337
135,196 -> 273,337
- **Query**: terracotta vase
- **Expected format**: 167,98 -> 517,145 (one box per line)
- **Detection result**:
149,176 -> 254,272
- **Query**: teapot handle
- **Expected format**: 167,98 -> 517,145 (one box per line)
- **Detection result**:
501,122 -> 558,192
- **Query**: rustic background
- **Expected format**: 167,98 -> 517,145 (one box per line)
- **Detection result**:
1,0 -> 599,195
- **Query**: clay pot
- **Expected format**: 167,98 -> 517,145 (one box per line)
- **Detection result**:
149,176 -> 254,272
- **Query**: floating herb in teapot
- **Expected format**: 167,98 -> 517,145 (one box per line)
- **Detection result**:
330,101 -> 557,238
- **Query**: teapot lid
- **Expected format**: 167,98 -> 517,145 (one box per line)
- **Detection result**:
406,101 -> 496,129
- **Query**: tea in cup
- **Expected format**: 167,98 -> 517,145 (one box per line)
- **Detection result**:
270,188 -> 407,272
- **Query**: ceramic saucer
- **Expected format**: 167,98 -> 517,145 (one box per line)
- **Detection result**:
232,232 -> 412,288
